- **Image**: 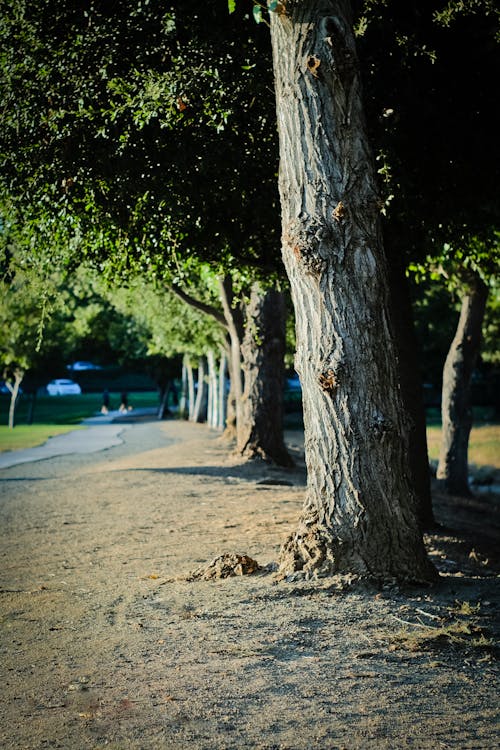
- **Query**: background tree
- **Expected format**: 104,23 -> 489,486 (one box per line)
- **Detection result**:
355,0 -> 500,513
410,236 -> 500,496
0,0 -> 292,463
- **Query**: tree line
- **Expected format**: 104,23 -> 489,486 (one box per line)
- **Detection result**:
0,0 -> 498,582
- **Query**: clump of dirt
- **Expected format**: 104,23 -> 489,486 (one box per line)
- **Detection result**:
187,553 -> 262,580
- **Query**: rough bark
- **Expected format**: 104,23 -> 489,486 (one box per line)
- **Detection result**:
437,276 -> 488,496
386,244 -> 434,528
270,1 -> 435,582
238,282 -> 293,467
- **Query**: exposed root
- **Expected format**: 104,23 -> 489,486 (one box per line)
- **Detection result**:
277,521 -> 438,585
187,553 -> 262,581
277,523 -> 338,580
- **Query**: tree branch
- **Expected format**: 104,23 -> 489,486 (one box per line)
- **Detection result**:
170,284 -> 227,328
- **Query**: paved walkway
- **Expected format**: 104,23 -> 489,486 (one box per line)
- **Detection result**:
0,408 -> 158,469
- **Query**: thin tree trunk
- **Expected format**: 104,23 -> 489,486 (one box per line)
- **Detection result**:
238,282 -> 293,466
437,275 -> 488,496
187,361 -> 195,421
27,390 -> 37,425
218,350 -> 228,431
179,357 -> 189,420
157,381 -> 172,420
192,357 -> 207,424
207,349 -> 219,429
270,1 -> 434,582
218,277 -> 243,442
6,368 -> 24,430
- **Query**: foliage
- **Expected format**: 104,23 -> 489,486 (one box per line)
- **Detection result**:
354,1 -> 500,261
0,0 -> 282,286
107,273 -> 227,365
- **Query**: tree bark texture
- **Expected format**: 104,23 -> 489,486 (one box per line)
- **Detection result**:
270,1 -> 434,581
238,283 -> 293,466
437,276 -> 488,496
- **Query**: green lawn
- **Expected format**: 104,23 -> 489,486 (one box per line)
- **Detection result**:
2,391 -> 498,470
0,391 -> 160,452
427,423 -> 500,471
0,424 -> 86,452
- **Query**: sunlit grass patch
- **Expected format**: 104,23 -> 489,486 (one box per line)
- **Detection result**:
0,424 -> 85,452
427,424 -> 500,470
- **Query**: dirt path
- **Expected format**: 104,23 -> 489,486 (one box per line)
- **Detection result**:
0,419 -> 498,749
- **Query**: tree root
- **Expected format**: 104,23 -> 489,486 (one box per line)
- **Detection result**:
277,523 -> 339,580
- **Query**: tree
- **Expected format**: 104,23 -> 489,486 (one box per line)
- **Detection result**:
0,244 -> 68,428
355,0 -> 500,510
268,1 -> 434,581
238,281 -> 292,465
109,273 -> 228,422
0,0 -> 292,464
172,271 -> 292,463
411,236 -> 500,496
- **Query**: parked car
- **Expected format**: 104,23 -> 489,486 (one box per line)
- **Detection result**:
46,379 -> 82,396
66,361 -> 102,371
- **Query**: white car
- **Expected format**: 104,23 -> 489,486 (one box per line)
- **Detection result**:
66,361 -> 102,371
46,379 -> 82,396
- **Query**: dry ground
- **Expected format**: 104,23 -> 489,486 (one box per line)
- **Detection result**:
0,418 -> 498,749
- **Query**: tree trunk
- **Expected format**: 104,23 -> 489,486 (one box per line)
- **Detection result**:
157,380 -> 173,420
192,357 -> 208,424
218,277 -> 243,442
238,282 -> 293,466
6,368 -> 24,430
437,275 -> 488,496
207,349 -> 219,429
187,360 -> 196,421
217,350 -> 228,431
270,1 -> 434,581
179,357 -> 189,419
386,242 -> 434,528
27,389 -> 37,425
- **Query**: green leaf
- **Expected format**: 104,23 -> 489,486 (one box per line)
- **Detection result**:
268,0 -> 278,11
253,5 -> 263,24
228,0 -> 236,13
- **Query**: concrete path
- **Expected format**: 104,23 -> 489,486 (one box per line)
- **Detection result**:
0,408 -> 157,469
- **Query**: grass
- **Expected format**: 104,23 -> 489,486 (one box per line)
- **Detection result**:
427,424 -> 500,471
384,602 -> 496,654
0,391 -> 160,452
1,391 -> 498,467
0,424 -> 86,452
